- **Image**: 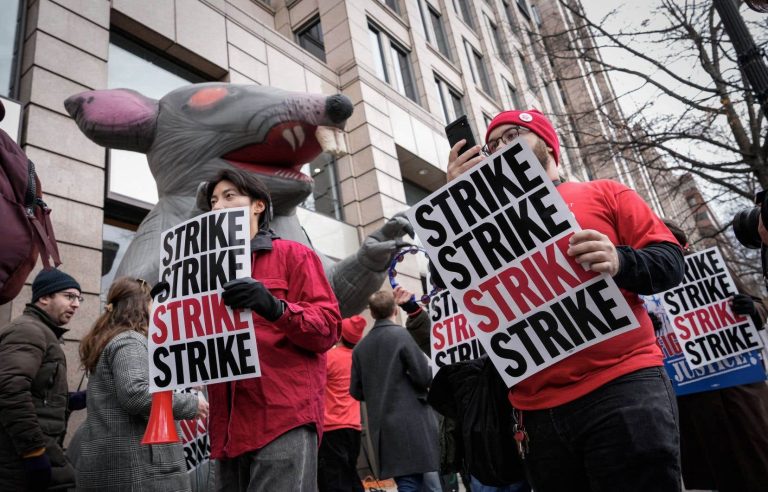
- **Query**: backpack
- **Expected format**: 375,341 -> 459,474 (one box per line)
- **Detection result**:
429,356 -> 526,487
0,114 -> 61,304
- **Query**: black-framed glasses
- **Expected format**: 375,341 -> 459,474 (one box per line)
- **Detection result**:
482,126 -> 531,156
58,292 -> 84,303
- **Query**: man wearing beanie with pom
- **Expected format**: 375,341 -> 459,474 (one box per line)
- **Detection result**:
446,110 -> 685,491
0,269 -> 85,491
318,315 -> 367,492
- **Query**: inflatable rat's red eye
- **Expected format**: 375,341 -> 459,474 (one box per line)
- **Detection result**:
187,87 -> 228,109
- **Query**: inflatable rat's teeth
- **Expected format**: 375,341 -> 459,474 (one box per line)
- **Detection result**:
282,128 -> 297,151
316,126 -> 348,157
293,125 -> 305,148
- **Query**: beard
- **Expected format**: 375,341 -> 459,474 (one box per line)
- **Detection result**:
532,139 -> 551,168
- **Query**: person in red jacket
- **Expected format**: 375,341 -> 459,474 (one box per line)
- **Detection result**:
200,168 -> 342,492
446,109 -> 685,492
318,315 -> 367,492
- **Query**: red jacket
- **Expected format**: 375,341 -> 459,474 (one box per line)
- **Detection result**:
208,232 -> 341,459
324,345 -> 361,432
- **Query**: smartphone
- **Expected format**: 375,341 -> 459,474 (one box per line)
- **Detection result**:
445,115 -> 478,157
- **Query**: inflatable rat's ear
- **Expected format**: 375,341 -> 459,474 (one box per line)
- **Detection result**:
64,88 -> 158,153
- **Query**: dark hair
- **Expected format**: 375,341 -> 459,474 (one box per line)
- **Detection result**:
368,290 -> 397,320
205,168 -> 272,229
80,277 -> 152,372
662,219 -> 689,250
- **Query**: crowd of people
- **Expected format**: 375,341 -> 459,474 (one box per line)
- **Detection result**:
0,107 -> 767,492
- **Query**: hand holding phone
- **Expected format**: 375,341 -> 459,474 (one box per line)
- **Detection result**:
444,115 -> 484,182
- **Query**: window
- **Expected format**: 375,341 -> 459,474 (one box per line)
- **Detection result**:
556,79 -> 568,106
454,0 -> 475,29
503,1 -> 518,31
435,75 -> 464,124
517,0 -> 531,20
368,25 -> 389,82
686,196 -> 698,207
531,5 -> 543,26
383,0 -> 400,14
504,79 -> 522,108
107,33 -> 206,207
485,15 -> 503,56
483,113 -> 494,133
429,6 -> 451,59
403,179 -> 432,206
0,0 -> 23,98
391,44 -> 418,102
295,17 -> 326,62
301,153 -> 343,220
465,41 -> 493,95
519,51 -> 537,90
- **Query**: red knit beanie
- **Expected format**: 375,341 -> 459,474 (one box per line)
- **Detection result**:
341,315 -> 366,344
485,109 -> 560,165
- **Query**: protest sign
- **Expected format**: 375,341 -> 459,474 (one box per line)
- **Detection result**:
175,388 -> 210,472
659,247 -> 764,369
149,207 -> 260,392
406,139 -> 639,387
645,295 -> 766,395
429,289 -> 484,369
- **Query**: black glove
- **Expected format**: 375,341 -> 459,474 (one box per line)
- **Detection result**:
647,312 -> 663,333
731,294 -> 757,317
23,451 -> 51,491
398,296 -> 421,314
68,391 -> 87,411
222,278 -> 284,321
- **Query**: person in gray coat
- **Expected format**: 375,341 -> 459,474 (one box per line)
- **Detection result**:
74,277 -> 207,491
350,290 -> 440,492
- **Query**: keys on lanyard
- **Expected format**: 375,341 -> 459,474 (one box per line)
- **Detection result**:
513,409 -> 529,459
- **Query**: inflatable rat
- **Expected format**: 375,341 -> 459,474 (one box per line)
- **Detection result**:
64,83 -> 411,317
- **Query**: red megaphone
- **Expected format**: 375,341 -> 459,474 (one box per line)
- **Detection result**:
141,391 -> 180,444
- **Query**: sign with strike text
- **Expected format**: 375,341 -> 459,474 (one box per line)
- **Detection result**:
149,207 -> 261,392
645,295 -> 766,395
406,140 -> 639,387
659,247 -> 764,370
429,289 -> 485,369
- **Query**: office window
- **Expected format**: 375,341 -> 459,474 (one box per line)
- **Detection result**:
485,15 -> 503,56
404,179 -> 432,206
454,0 -> 475,29
465,42 -> 492,95
483,113 -> 493,133
429,6 -> 451,59
295,17 -> 326,62
531,5 -> 543,26
369,25 -> 389,82
517,0 -> 531,20
301,153 -> 343,220
0,0 -> 23,98
435,76 -> 465,124
383,0 -> 400,14
519,51 -> 537,89
503,1 -> 518,31
504,79 -> 522,108
391,44 -> 418,102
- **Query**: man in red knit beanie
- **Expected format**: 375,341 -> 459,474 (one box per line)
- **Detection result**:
318,315 -> 367,492
445,109 -> 685,492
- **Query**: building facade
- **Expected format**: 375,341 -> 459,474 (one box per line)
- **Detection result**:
0,0 -> 693,438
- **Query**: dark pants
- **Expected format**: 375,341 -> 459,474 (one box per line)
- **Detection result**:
678,382 -> 768,492
318,428 -> 363,492
523,367 -> 681,492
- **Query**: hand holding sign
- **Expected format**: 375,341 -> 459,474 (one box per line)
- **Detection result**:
222,278 -> 284,321
567,230 -> 620,276
731,294 -> 757,317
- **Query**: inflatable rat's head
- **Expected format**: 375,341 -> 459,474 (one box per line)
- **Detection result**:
64,83 -> 353,214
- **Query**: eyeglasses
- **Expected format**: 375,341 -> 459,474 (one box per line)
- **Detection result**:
58,292 -> 84,304
482,126 -> 531,156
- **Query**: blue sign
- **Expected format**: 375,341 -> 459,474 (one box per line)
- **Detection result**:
645,295 -> 766,396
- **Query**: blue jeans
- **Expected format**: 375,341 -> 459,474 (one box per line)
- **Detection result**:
470,475 -> 530,492
523,367 -> 681,492
394,473 -> 422,492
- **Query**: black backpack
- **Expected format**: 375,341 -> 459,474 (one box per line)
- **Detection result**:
0,100 -> 61,304
429,356 -> 525,486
